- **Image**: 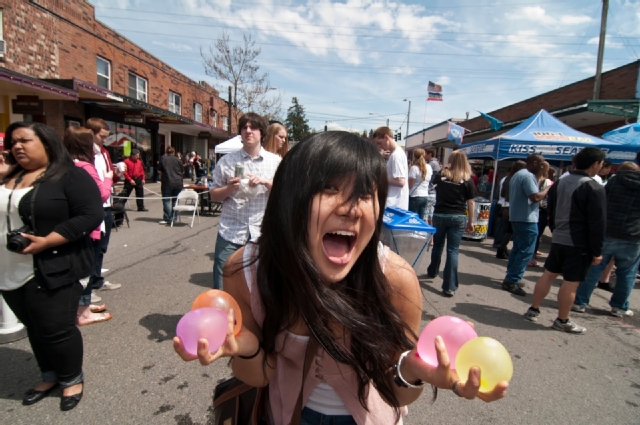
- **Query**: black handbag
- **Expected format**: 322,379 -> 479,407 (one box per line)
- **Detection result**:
212,338 -> 318,425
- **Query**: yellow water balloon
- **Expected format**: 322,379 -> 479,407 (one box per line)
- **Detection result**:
455,337 -> 513,392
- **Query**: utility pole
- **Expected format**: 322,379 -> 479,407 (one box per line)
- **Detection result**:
406,100 -> 411,141
228,86 -> 232,136
593,0 -> 609,100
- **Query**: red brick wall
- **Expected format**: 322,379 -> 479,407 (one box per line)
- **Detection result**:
42,100 -> 86,135
459,61 -> 639,136
0,0 -> 237,132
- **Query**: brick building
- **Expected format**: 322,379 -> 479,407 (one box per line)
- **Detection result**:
0,0 -> 240,176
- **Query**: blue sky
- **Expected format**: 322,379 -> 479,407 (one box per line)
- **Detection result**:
90,0 -> 639,139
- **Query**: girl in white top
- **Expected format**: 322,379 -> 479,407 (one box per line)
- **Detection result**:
408,148 -> 432,221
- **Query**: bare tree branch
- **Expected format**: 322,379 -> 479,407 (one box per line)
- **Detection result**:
201,31 -> 283,125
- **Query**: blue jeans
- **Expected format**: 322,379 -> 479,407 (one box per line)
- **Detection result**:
213,235 -> 243,290
300,407 -> 356,425
408,196 -> 428,221
504,221 -> 538,284
427,214 -> 467,292
575,237 -> 640,310
162,187 -> 183,222
89,208 -> 113,291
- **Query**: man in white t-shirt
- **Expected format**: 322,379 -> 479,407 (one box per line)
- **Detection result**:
373,126 -> 408,210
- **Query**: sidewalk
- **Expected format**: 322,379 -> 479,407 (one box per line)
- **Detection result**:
0,219 -> 638,424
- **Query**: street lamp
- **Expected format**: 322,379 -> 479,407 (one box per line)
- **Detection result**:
368,112 -> 389,128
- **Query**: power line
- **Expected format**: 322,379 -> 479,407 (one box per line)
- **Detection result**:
94,15 -> 638,47
110,28 -> 631,61
92,5 -> 639,40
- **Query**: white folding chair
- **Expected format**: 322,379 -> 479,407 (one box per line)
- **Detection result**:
171,190 -> 200,227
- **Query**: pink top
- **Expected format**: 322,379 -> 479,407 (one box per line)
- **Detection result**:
74,160 -> 112,240
243,243 -> 406,425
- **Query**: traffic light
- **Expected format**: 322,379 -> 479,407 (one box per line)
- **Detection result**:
396,132 -> 401,141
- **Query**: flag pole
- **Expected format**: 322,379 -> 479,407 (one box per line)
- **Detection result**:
422,98 -> 428,144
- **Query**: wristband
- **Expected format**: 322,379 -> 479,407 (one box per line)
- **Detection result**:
237,344 -> 261,360
393,351 -> 425,389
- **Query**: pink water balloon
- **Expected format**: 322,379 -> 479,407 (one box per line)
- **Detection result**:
176,308 -> 229,356
417,316 -> 477,369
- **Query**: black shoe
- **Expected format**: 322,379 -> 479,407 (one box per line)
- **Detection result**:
137,208 -> 149,212
502,282 -> 526,296
597,281 -> 615,292
496,250 -> 509,259
60,389 -> 83,411
23,383 -> 59,406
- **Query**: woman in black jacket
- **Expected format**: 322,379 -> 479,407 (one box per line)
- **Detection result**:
0,122 -> 103,411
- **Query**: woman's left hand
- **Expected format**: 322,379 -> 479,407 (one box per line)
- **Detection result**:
404,336 -> 508,402
19,234 -> 50,255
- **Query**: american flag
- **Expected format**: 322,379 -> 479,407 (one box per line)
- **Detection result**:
427,81 -> 443,101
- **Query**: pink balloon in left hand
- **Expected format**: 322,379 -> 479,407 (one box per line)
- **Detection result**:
417,315 -> 477,369
176,308 -> 229,356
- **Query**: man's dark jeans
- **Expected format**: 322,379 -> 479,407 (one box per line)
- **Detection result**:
162,187 -> 183,222
124,177 -> 145,210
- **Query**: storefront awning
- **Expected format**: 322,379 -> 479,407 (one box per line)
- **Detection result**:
0,69 -> 77,100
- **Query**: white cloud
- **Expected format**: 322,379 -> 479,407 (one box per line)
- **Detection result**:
151,41 -> 192,52
560,15 -> 593,25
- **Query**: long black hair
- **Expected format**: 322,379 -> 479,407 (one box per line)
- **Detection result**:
256,131 -> 415,416
4,122 -> 74,183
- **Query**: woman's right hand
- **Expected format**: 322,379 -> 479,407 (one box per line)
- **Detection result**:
105,170 -> 113,180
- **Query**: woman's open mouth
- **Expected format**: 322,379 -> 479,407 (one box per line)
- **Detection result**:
322,230 -> 357,265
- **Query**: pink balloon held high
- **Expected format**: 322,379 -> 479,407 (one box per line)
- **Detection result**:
176,308 -> 229,356
416,316 -> 477,369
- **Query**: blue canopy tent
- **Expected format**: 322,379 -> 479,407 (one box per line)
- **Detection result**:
460,110 -> 638,201
602,123 -> 640,147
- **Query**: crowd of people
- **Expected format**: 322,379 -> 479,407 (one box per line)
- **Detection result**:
1,114 -> 638,422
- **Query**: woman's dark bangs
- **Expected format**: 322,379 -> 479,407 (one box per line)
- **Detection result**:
315,135 -> 382,202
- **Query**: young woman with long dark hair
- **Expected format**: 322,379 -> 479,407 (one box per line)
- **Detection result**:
0,122 -> 103,410
63,126 -> 114,326
175,132 -> 507,424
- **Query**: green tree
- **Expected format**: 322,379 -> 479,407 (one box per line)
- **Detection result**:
285,97 -> 310,141
361,130 -> 367,138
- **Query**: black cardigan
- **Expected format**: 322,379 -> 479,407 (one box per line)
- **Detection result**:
17,166 -> 104,290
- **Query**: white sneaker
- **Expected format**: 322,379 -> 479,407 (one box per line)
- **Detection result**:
159,221 -> 168,225
91,292 -> 102,303
611,308 -> 634,318
101,268 -> 109,274
98,281 -> 121,291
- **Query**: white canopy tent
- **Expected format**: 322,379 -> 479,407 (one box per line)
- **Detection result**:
214,135 -> 242,154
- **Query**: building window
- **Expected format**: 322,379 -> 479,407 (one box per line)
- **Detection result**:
169,91 -> 181,114
212,111 -> 217,127
223,116 -> 229,131
96,56 -> 110,89
128,73 -> 147,102
193,102 -> 202,122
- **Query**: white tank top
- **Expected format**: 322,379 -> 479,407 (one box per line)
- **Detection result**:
0,185 -> 35,290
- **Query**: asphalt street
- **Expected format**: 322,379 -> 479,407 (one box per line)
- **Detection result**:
1,182 -> 639,425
